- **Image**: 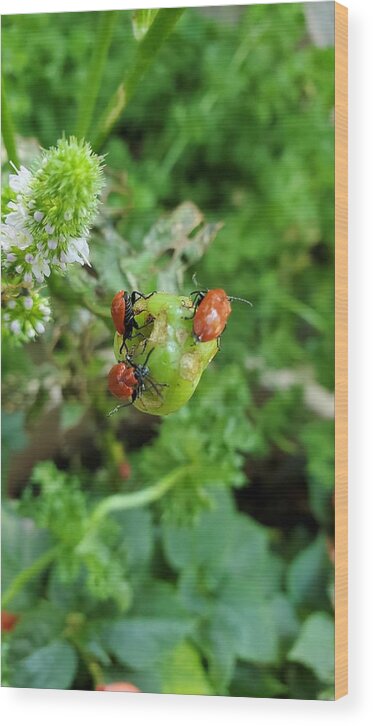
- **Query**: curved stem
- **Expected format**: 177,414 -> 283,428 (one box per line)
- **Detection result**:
93,8 -> 185,151
75,11 -> 117,140
89,466 -> 188,525
1,73 -> 19,167
1,545 -> 59,609
2,468 -> 187,609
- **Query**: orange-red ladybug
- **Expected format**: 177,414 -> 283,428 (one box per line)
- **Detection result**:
190,288 -> 252,343
111,290 -> 155,354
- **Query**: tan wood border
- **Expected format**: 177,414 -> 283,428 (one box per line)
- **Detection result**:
335,1 -> 348,700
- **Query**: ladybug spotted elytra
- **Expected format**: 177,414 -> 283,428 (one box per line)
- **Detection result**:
190,288 -> 252,343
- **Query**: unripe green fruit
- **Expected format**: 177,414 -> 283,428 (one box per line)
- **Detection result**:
113,293 -> 218,416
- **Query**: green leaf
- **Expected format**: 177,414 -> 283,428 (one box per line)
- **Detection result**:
162,641 -> 212,695
231,663 -> 287,699
132,10 -> 159,42
318,685 -> 335,700
269,593 -> 300,644
7,601 -> 66,665
1,507 -> 51,609
93,8 -> 185,149
104,617 -> 194,670
114,507 -> 153,571
286,534 -> 330,609
301,420 -> 335,525
162,489 -> 235,572
200,620 -> 236,693
11,639 -> 78,690
213,594 -> 279,665
288,612 -> 334,685
162,488 -> 269,576
133,580 -> 189,620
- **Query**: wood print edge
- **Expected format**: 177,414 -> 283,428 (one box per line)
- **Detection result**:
334,0 -> 348,701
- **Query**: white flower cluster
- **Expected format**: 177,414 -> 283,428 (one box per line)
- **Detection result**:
1,137 -> 104,344
1,162 -> 90,284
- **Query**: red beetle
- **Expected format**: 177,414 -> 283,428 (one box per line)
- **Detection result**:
190,288 -> 252,343
107,349 -> 167,416
108,361 -> 138,402
111,290 -> 155,354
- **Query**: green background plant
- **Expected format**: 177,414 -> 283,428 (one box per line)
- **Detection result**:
1,4 -> 335,699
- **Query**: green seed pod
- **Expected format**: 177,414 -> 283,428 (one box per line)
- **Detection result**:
113,293 -> 218,416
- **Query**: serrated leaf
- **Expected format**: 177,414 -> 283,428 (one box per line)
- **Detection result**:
11,639 -> 78,690
288,612 -> 334,685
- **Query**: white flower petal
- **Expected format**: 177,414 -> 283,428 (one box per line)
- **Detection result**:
9,165 -> 32,194
69,237 -> 91,265
10,320 -> 22,335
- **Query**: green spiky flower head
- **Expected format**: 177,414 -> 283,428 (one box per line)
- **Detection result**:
29,137 -> 104,244
1,137 -> 104,283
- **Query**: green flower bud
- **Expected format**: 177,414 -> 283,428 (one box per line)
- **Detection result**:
2,286 -> 51,344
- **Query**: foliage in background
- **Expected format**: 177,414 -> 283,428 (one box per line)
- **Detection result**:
2,4 -> 335,699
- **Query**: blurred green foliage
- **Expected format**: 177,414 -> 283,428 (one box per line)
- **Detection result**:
2,4 -> 335,699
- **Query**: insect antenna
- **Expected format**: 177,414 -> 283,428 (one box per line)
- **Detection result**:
228,295 -> 253,307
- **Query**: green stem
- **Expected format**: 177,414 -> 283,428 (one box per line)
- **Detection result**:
70,638 -> 104,688
1,545 -> 59,609
89,466 -> 188,525
2,468 -> 187,609
75,11 -> 117,140
1,74 -> 19,167
93,8 -> 185,151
